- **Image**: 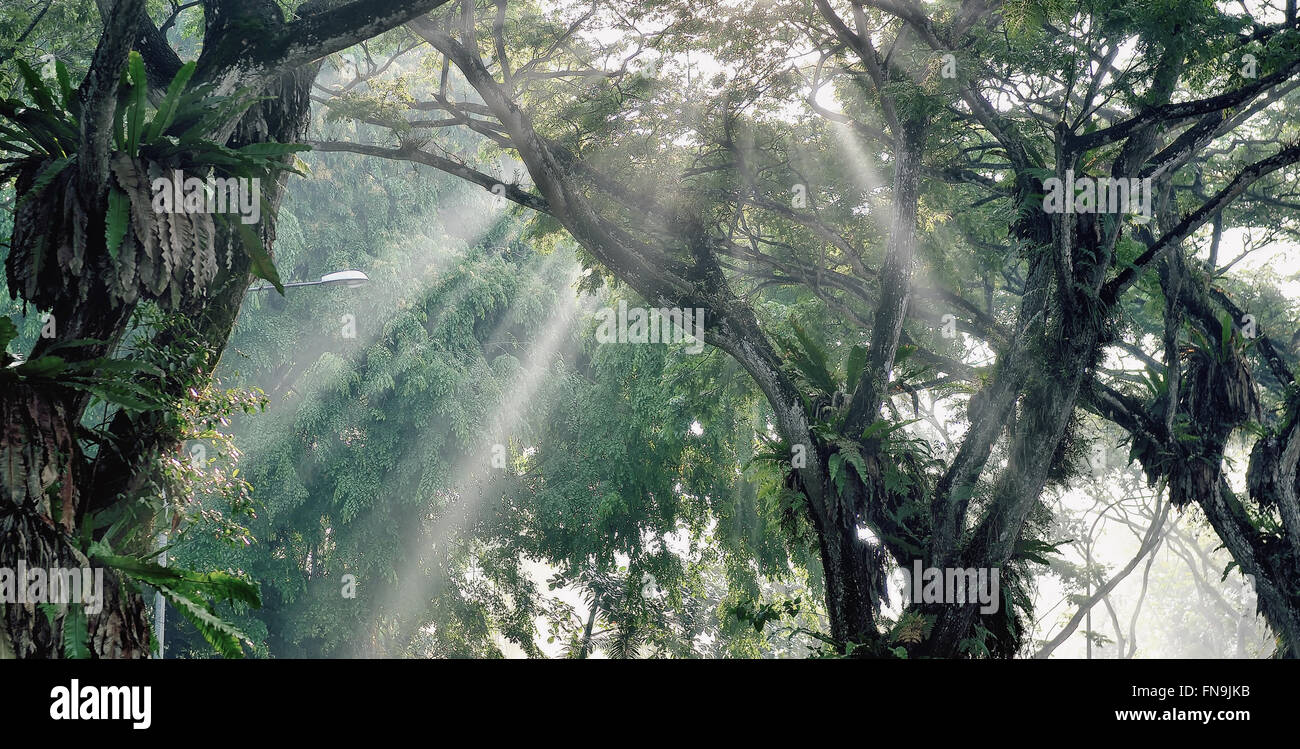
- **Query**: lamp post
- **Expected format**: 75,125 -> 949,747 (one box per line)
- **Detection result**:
153,518 -> 167,660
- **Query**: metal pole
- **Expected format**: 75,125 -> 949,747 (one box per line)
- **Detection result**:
153,530 -> 166,659
154,488 -> 167,659
250,280 -> 325,291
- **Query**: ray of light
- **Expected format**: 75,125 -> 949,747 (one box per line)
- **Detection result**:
359,253 -> 586,654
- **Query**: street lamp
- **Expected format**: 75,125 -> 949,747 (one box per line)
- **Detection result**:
249,269 -> 370,291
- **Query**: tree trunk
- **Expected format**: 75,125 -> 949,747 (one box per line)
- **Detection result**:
809,501 -> 881,648
0,385 -> 152,658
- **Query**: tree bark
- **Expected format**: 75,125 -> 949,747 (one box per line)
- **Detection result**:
0,385 -> 152,658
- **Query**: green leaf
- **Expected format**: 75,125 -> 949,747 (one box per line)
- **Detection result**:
1013,537 -> 1069,566
0,117 -> 44,152
14,355 -> 67,379
1221,560 -> 1239,582
828,452 -> 846,494
0,316 -> 17,352
1217,309 -> 1235,360
787,317 -> 837,395
54,60 -> 76,113
105,185 -> 130,260
143,61 -> 197,143
112,75 -> 127,151
70,382 -> 161,413
16,155 -> 73,207
235,220 -> 283,293
882,462 -> 911,495
125,51 -> 147,154
69,355 -> 161,376
39,602 -> 61,627
92,551 -> 260,658
175,88 -> 262,144
62,605 -> 91,659
0,96 -> 74,153
0,138 -> 38,157
844,345 -> 867,391
861,418 -> 908,442
40,337 -> 107,354
14,59 -> 57,114
839,444 -> 868,480
156,585 -> 251,658
93,553 -> 261,608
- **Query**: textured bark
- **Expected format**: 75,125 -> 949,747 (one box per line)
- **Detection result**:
0,386 -> 152,658
77,0 -> 147,198
844,120 -> 926,437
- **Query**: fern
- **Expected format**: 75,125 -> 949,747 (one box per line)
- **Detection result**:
787,317 -> 838,395
142,61 -> 197,143
92,553 -> 261,658
155,584 -> 251,659
93,554 -> 260,608
125,51 -> 147,154
2,50 -> 301,310
105,185 -> 130,260
14,59 -> 58,116
62,604 -> 91,659
16,154 -> 73,207
844,344 -> 868,390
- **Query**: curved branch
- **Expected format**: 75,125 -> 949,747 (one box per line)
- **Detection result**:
308,139 -> 551,213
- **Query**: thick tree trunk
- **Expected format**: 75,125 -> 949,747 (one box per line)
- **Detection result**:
808,499 -> 881,648
0,385 -> 152,658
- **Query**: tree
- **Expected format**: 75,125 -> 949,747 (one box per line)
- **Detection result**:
7,0 -> 1300,660
311,0 -> 1300,656
0,0 -> 452,658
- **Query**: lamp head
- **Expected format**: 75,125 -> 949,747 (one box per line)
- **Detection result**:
319,270 -> 369,288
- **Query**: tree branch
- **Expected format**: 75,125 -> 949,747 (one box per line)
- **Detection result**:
308,139 -> 550,213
